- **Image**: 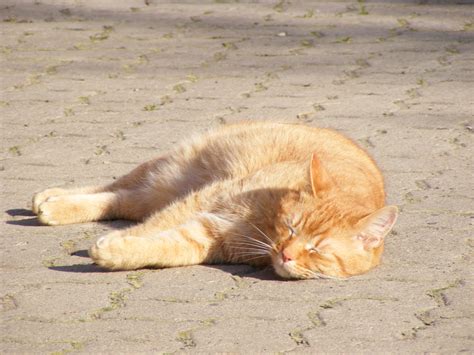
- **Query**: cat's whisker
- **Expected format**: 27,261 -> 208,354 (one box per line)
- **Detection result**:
247,221 -> 275,246
226,229 -> 270,242
231,240 -> 272,252
228,237 -> 272,249
232,251 -> 271,261
230,246 -> 271,254
240,254 -> 270,262
225,232 -> 273,251
224,237 -> 272,250
233,251 -> 270,257
247,222 -> 274,244
229,247 -> 272,256
228,241 -> 270,248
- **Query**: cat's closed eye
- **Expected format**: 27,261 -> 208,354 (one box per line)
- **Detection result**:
305,241 -> 323,254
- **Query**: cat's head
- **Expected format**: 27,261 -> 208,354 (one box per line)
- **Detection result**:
270,154 -> 398,279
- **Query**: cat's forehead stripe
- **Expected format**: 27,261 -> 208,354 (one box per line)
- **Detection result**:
292,213 -> 303,226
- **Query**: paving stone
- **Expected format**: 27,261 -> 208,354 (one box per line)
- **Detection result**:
1,0 -> 473,353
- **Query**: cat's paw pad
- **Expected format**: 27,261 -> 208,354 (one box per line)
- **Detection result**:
37,196 -> 75,225
96,236 -> 109,248
33,188 -> 68,214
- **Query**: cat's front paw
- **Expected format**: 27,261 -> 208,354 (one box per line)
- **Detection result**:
33,188 -> 69,214
89,232 -> 138,270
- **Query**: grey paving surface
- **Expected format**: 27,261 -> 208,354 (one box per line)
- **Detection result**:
1,0 -> 473,353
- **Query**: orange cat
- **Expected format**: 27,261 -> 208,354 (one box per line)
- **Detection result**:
33,122 -> 398,279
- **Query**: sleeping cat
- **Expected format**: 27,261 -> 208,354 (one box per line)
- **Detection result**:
32,122 -> 398,279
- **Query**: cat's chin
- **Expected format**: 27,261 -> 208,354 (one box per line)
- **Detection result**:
273,267 -> 294,279
272,259 -> 300,279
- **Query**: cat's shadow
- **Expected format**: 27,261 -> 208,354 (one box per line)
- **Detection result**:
48,250 -> 108,273
50,249 -> 282,280
5,209 -> 42,226
49,263 -> 106,273
5,209 -> 135,229
205,264 -> 282,281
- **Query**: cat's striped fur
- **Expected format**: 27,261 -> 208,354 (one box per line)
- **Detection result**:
33,122 -> 398,279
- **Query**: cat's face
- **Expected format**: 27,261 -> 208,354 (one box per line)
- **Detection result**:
270,196 -> 398,279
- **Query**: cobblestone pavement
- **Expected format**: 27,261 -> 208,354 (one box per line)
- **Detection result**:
1,0 -> 473,353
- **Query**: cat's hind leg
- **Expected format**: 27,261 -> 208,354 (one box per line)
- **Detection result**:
32,186 -> 102,214
33,153 -> 204,225
33,156 -> 178,225
36,185 -> 167,225
31,159 -> 157,215
37,191 -> 119,225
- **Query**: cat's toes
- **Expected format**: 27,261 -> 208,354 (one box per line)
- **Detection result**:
32,188 -> 68,214
89,235 -> 117,268
89,232 -> 134,270
37,196 -> 76,225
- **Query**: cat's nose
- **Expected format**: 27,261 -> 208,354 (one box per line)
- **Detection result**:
282,249 -> 293,263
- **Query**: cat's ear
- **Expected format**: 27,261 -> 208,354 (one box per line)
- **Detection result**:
355,206 -> 398,250
310,153 -> 334,198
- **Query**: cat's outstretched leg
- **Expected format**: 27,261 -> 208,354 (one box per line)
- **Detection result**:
32,186 -> 102,214
33,152 -> 213,225
33,186 -> 126,225
32,156 -> 180,225
89,217 -> 219,270
37,191 -> 119,225
36,188 -> 161,225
